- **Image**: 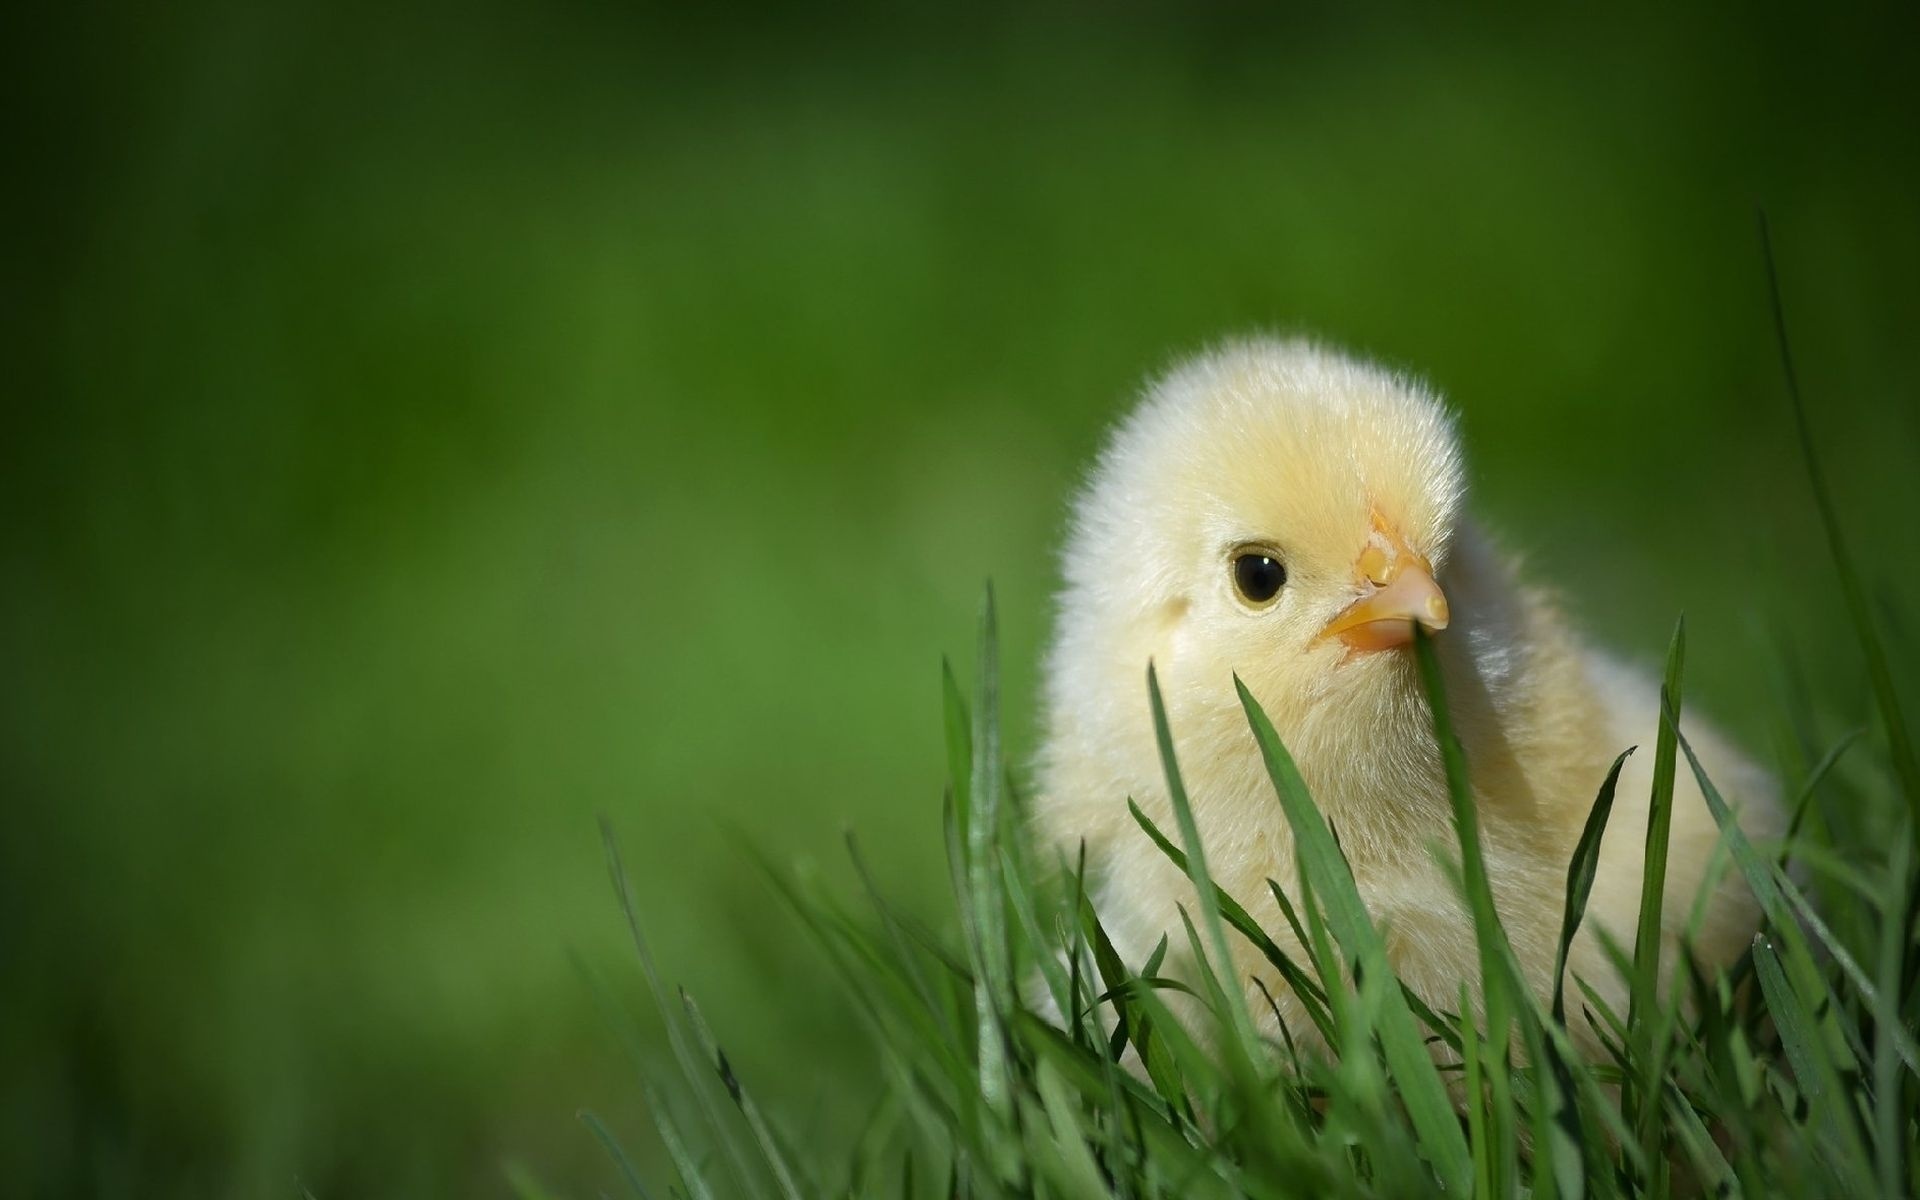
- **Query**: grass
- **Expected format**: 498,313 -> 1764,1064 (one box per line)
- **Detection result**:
585,236 -> 1920,1197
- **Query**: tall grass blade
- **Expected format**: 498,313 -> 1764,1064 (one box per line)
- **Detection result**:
1673,713 -> 1906,1079
1626,619 -> 1685,1166
1873,819 -> 1913,1199
1782,729 -> 1863,852
1759,212 -> 1920,837
1145,663 -> 1263,1066
1556,749 -> 1634,1023
580,1110 -> 658,1200
965,585 -> 1015,1130
1126,798 -> 1336,1044
1414,627 -> 1537,1195
1077,884 -> 1189,1121
1233,675 -> 1472,1193
600,817 -> 764,1200
942,658 -> 974,848
1033,1057 -> 1117,1198
1410,627 -> 1526,991
637,1069 -> 721,1200
1630,621 -> 1685,1015
846,831 -> 947,1034
678,989 -> 808,1200
1751,934 -> 1875,1191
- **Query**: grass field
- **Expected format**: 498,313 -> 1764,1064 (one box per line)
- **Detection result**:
3,2 -> 1917,1195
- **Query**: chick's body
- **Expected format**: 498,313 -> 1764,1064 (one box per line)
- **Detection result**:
1036,338 -> 1781,1051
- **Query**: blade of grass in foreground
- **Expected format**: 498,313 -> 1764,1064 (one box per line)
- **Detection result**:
1013,1014 -> 1230,1192
1528,733 -> 1620,1190
1146,663 -> 1298,1172
580,1110 -> 657,1200
636,1073 -> 721,1200
1555,748 -> 1634,1024
601,818 -> 764,1200
1410,626 -> 1529,994
1233,674 -> 1473,1194
1671,709 -> 1915,1070
1760,212 -> 1920,837
1752,934 -> 1876,1192
964,586 -> 1015,1133
1781,729 -> 1863,854
1630,621 -> 1684,1016
1411,627 -> 1536,1199
1032,1057 -> 1114,1197
1872,822 -> 1913,1198
1146,664 -> 1263,1060
942,657 -> 973,842
1627,618 -> 1685,1173
1076,882 -> 1182,1112
845,831 -> 948,1038
679,989 -> 808,1200
1126,797 -> 1337,1046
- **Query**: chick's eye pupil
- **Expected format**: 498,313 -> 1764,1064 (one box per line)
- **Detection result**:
1233,553 -> 1286,604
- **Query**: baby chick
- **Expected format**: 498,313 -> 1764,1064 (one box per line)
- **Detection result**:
1035,337 -> 1783,1052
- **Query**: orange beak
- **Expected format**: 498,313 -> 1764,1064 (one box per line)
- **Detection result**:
1319,514 -> 1450,652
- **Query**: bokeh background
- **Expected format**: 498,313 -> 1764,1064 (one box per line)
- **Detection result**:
5,2 -> 1918,1195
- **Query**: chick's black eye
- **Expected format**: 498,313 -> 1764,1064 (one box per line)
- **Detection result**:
1232,553 -> 1287,606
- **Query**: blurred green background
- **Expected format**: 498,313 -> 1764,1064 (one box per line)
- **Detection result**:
4,1 -> 1917,1194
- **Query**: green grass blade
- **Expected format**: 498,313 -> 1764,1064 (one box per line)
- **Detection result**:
1002,847 -> 1072,1020
1461,983 -> 1490,1196
1233,674 -> 1472,1193
600,817 -> 764,1200
1751,934 -> 1875,1191
1062,842 -> 1100,1053
1014,1015 -> 1227,1191
1873,819 -> 1913,1198
1412,627 -> 1536,1198
1145,663 -> 1263,1063
1662,1082 -> 1737,1199
503,1162 -> 566,1200
1032,1057 -> 1119,1199
1759,212 -> 1920,838
1772,865 -> 1920,1078
849,829 -> 947,985
678,989 -> 808,1200
965,585 -> 1015,1130
1672,714 -> 1907,1078
1630,620 -> 1685,1015
941,791 -> 978,984
1782,729 -> 1863,853
1126,798 -> 1336,1045
1410,629 -> 1488,904
1627,619 -> 1685,1165
942,657 -> 973,841
1411,627 -> 1528,992
640,1071 -> 721,1200
580,1110 -> 658,1200
1077,886 -> 1190,1121
1555,749 -> 1634,1023
1537,1031 -> 1590,1200
1414,628 -> 1659,1194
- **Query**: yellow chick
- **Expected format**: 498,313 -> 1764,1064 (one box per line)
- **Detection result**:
1035,336 -> 1783,1052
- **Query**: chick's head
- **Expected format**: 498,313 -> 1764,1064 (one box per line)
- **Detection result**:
1047,338 -> 1471,782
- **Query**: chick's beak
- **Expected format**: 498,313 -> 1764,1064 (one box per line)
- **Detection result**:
1319,517 -> 1450,652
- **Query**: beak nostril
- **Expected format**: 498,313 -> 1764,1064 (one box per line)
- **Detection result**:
1358,542 -> 1394,586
